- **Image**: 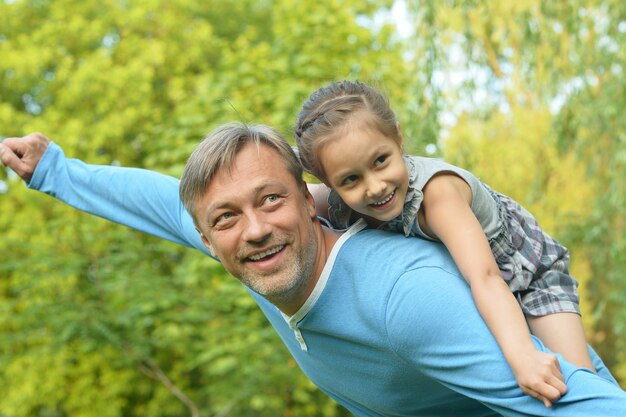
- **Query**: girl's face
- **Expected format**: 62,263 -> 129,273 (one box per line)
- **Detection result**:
318,122 -> 408,223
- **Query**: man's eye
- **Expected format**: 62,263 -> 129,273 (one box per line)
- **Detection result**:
374,155 -> 388,167
214,212 -> 234,226
266,194 -> 281,204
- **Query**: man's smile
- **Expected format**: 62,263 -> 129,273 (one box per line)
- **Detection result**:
247,245 -> 285,262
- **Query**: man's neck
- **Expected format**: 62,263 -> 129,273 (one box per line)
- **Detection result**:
275,222 -> 343,316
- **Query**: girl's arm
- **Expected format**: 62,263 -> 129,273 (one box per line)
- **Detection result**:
420,173 -> 567,408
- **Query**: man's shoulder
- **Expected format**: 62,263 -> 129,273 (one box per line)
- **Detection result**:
342,228 -> 478,339
346,227 -> 441,252
340,227 -> 459,274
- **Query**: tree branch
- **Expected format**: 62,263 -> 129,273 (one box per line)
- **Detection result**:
138,358 -> 201,417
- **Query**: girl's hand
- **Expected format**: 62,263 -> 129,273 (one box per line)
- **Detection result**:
512,349 -> 567,408
420,174 -> 569,408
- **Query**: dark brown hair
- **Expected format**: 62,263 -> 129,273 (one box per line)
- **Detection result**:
294,80 -> 401,182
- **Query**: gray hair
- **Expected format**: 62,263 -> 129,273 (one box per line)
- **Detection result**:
180,122 -> 304,224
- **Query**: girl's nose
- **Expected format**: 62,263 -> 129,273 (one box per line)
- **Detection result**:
365,177 -> 386,199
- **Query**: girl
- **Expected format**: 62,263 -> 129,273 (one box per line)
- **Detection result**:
294,80 -> 594,407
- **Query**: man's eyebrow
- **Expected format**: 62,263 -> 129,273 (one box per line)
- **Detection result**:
202,198 -> 236,225
203,181 -> 286,215
204,200 -> 231,215
253,181 -> 286,194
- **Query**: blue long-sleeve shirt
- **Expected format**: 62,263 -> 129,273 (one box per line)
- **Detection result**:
28,142 -> 626,416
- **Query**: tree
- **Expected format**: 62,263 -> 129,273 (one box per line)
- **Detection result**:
404,0 -> 626,381
2,1 -> 624,415
0,0 -> 412,415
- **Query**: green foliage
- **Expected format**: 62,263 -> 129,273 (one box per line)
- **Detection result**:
408,0 -> 626,382
1,0 -> 625,415
0,0 -> 408,415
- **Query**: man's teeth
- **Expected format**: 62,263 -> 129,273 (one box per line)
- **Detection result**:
248,246 -> 284,261
372,192 -> 394,206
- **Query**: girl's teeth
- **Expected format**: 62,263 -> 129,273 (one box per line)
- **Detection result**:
373,192 -> 394,206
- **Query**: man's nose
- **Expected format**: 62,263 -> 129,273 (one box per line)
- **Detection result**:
242,211 -> 272,243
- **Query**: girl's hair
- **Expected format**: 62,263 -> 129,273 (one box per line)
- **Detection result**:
180,122 -> 304,226
294,80 -> 401,182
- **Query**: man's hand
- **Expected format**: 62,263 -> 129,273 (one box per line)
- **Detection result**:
0,133 -> 51,183
512,349 -> 568,408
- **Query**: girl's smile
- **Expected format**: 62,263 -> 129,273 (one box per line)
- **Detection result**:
318,114 -> 408,223
369,189 -> 398,209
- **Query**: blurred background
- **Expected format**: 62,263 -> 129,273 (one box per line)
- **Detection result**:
0,0 -> 624,415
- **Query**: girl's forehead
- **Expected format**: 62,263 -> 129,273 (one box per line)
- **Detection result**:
344,110 -> 400,141
338,114 -> 397,145
345,109 -> 379,129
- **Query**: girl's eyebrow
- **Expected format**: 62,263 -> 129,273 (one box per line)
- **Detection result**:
325,141 -> 394,184
328,166 -> 355,181
371,142 -> 393,152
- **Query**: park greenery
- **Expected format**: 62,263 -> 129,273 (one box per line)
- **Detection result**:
1,0 -> 624,415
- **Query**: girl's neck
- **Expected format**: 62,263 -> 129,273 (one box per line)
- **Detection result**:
358,213 -> 385,228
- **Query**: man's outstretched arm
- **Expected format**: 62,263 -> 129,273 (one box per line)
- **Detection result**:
1,133 -> 210,257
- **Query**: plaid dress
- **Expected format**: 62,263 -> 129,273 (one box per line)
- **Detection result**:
327,156 -> 580,317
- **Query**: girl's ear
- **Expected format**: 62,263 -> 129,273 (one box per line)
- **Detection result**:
396,121 -> 405,151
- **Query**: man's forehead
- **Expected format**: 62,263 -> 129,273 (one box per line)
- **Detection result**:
219,141 -> 289,178
200,143 -> 297,206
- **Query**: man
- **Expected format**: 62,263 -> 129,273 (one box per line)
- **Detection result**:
1,127 -> 625,416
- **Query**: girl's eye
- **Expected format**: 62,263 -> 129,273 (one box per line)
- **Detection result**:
342,175 -> 359,186
374,155 -> 388,167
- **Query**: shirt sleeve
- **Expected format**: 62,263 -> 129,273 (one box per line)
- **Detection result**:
385,266 -> 626,417
27,142 -> 212,258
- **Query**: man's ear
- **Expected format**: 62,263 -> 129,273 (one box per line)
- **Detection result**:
303,183 -> 318,219
195,226 -> 214,255
307,182 -> 331,219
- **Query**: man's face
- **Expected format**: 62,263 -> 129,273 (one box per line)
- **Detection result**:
195,142 -> 321,313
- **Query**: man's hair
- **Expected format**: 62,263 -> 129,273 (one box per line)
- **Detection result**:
180,122 -> 305,224
294,80 -> 401,183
